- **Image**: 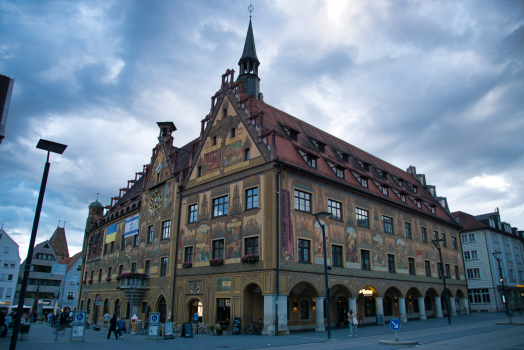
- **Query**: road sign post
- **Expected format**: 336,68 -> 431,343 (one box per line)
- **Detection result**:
389,318 -> 401,342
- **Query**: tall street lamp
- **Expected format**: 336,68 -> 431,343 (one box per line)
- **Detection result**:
492,252 -> 511,322
431,239 -> 451,325
10,139 -> 67,350
313,211 -> 332,339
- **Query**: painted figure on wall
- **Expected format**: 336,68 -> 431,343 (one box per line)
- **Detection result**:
281,190 -> 294,260
226,216 -> 242,259
345,226 -> 359,267
430,246 -> 437,275
195,224 -> 210,263
457,252 -> 463,279
203,149 -> 221,174
151,236 -> 159,267
163,181 -> 173,209
223,140 -> 243,167
396,239 -> 408,271
314,219 -> 329,263
373,234 -> 386,268
416,241 -> 424,274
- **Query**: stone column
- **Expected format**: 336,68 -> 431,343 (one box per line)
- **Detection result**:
374,297 -> 384,319
434,297 -> 443,318
417,297 -> 426,320
349,298 -> 357,313
449,297 -> 457,316
277,295 -> 289,335
262,294 -> 276,336
315,297 -> 325,332
398,297 -> 407,322
459,297 -> 470,315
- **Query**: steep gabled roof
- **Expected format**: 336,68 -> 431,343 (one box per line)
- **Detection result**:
244,96 -> 457,225
49,227 -> 69,260
239,19 -> 259,63
450,211 -> 488,231
63,251 -> 82,273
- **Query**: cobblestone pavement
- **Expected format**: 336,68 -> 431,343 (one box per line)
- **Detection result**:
1,312 -> 522,350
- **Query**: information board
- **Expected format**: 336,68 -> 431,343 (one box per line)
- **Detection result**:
164,322 -> 173,336
149,325 -> 159,336
232,317 -> 241,335
182,322 -> 193,338
376,314 -> 384,326
70,311 -> 86,341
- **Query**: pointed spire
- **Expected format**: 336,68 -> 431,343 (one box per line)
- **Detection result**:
240,19 -> 259,63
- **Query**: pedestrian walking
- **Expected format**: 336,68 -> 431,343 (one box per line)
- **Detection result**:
193,312 -> 199,324
117,318 -> 126,339
107,314 -> 119,340
348,309 -> 358,337
103,312 -> 110,329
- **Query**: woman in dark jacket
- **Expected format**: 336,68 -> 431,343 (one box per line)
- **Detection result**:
107,314 -> 119,339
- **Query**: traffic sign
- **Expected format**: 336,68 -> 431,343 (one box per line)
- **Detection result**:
95,294 -> 102,306
390,318 -> 401,331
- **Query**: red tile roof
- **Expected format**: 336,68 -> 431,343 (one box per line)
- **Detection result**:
451,211 -> 489,231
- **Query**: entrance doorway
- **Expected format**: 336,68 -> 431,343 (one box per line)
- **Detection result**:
157,296 -> 167,323
336,297 -> 349,326
189,299 -> 203,323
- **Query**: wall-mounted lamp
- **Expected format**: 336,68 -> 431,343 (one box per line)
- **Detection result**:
294,302 -> 298,308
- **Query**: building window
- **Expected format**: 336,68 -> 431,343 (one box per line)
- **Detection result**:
421,227 -> 428,243
466,268 -> 480,279
383,216 -> 393,234
298,239 -> 310,263
361,250 -> 370,270
189,204 -> 198,223
356,208 -> 369,228
441,233 -> 447,247
433,231 -> 439,242
118,265 -> 123,276
162,220 -> 171,239
361,178 -> 368,188
160,257 -> 167,276
445,264 -> 451,278
147,226 -> 154,243
364,296 -> 376,316
382,186 -> 389,196
294,190 -> 311,213
464,251 -> 471,260
468,233 -> 476,242
489,218 -> 495,227
299,299 -> 310,320
508,269 -> 515,281
454,265 -> 459,280
121,234 -> 125,248
332,245 -> 342,267
518,270 -> 523,282
336,167 -> 344,179
212,136 -> 217,146
306,154 -> 317,168
213,196 -> 228,217
133,234 -> 139,247
231,128 -> 236,138
517,255 -> 522,264
493,234 -> 499,243
388,254 -> 395,273
246,188 -> 258,210
408,257 -> 415,275
328,200 -> 342,221
425,261 -> 431,276
212,240 -> 224,259
108,267 -> 112,279
469,289 -> 490,304
506,252 -> 512,261
98,269 -> 102,282
131,263 -> 136,273
245,148 -> 250,160
197,166 -> 202,177
145,260 -> 151,277
4,247 -> 9,254
245,237 -> 259,255
110,242 -> 114,253
437,262 -> 443,278
400,193 -> 406,202
216,298 -> 231,323
185,247 -> 193,263
451,236 -> 457,250
405,223 -> 412,239
103,244 -> 107,255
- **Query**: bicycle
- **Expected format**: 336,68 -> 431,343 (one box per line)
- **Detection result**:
244,318 -> 263,335
53,323 -> 67,335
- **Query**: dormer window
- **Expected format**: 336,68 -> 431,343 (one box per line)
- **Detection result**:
333,148 -> 350,162
280,124 -> 299,141
361,178 -> 368,188
400,193 -> 406,202
336,167 -> 344,179
310,139 -> 326,153
231,128 -> 236,138
413,186 -> 417,193
430,206 -> 436,214
356,159 -> 369,171
223,108 -> 227,120
326,160 -> 345,179
382,187 -> 389,196
489,218 -> 495,228
297,148 -> 317,169
212,136 -> 217,146
398,180 -> 403,187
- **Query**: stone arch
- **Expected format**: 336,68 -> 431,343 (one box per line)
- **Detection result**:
383,285 -> 404,298
243,283 -> 264,330
356,284 -> 380,297
155,294 -> 168,323
405,287 -> 423,298
424,287 -> 440,297
114,299 -> 121,318
242,280 -> 263,294
330,283 -> 353,298
186,296 -> 203,324
455,289 -> 466,298
287,280 -> 321,297
442,288 -> 454,297
132,204 -> 136,209
103,298 -> 110,315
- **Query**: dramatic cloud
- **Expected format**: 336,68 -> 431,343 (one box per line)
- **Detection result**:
1,0 -> 523,257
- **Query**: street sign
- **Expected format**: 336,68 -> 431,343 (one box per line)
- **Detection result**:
71,311 -> 86,341
390,318 -> 401,331
94,294 -> 102,306
149,312 -> 160,325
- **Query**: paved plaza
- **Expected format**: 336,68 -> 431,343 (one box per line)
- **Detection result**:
1,312 -> 523,350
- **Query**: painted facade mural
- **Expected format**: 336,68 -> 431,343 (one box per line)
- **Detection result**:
217,277 -> 231,293
373,234 -> 386,271
163,180 -> 173,209
345,227 -> 359,268
223,140 -> 243,168
195,224 -> 210,265
314,220 -> 329,264
226,216 -> 242,259
281,189 -> 294,260
396,239 -> 408,273
203,148 -> 221,175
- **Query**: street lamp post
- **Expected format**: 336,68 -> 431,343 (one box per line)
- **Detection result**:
431,239 -> 451,325
10,139 -> 67,350
492,252 -> 511,322
313,211 -> 332,340
129,278 -> 137,334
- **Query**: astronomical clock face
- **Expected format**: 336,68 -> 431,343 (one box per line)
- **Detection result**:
149,190 -> 163,217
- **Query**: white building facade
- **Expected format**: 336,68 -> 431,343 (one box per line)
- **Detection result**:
0,228 -> 21,309
60,252 -> 82,311
452,210 -> 524,312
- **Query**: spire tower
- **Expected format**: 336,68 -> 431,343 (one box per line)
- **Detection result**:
238,12 -> 261,99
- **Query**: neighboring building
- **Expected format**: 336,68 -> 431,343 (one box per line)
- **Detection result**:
451,210 -> 524,312
81,19 -> 469,334
0,228 -> 21,309
60,252 -> 83,311
14,227 -> 70,315
0,74 -> 15,145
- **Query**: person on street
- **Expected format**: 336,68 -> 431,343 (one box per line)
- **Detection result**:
348,309 -> 358,337
103,312 -> 110,329
107,314 -> 119,340
193,312 -> 199,324
117,318 -> 126,339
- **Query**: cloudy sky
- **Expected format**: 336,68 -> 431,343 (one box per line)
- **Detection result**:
1,0 -> 523,258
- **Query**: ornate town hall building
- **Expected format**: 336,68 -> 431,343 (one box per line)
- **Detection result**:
80,19 -> 469,335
